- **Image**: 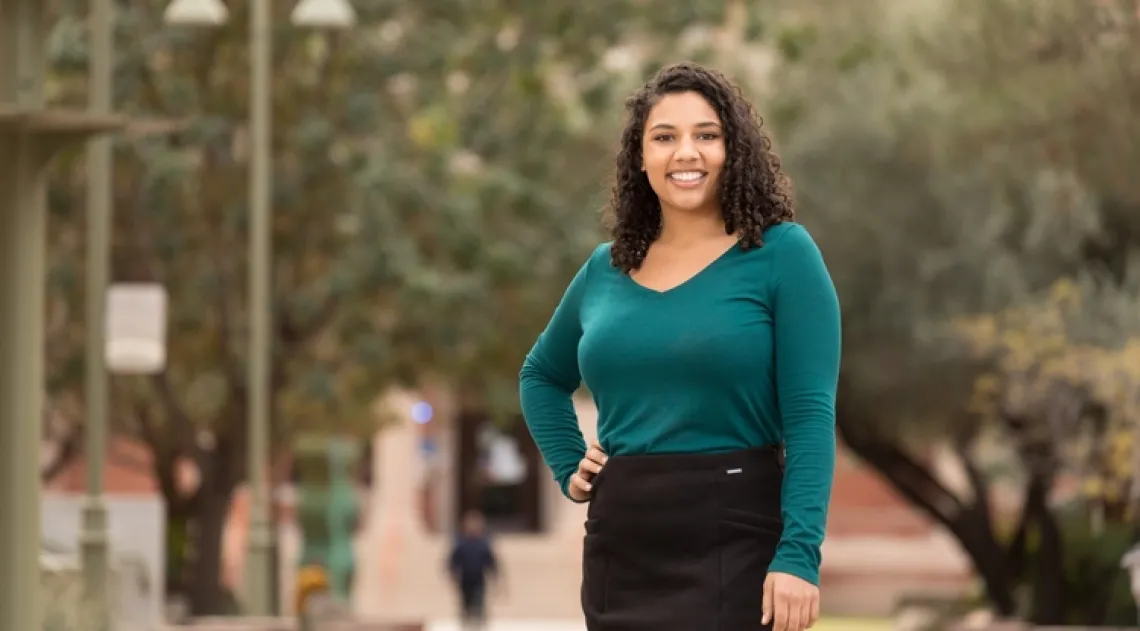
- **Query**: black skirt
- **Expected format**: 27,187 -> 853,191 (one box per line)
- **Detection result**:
581,446 -> 784,631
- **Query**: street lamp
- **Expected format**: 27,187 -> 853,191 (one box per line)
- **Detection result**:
0,1 -> 123,631
163,0 -> 356,616
81,1 -> 116,630
165,0 -> 358,27
291,0 -> 358,28
163,0 -> 228,25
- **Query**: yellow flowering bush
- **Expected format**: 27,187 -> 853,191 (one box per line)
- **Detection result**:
956,277 -> 1140,518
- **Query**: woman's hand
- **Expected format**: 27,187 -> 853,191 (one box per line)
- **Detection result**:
568,441 -> 608,501
762,571 -> 820,631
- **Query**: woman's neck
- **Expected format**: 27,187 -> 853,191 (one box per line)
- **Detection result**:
657,207 -> 729,246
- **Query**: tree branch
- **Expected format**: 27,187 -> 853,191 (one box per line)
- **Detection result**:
952,419 -> 994,523
837,398 -> 1018,615
40,397 -> 84,483
122,0 -> 179,115
196,146 -> 245,391
134,396 -> 197,511
1027,469 -> 1065,624
215,285 -> 244,386
114,185 -> 165,284
1007,472 -> 1047,581
279,294 -> 339,346
41,425 -> 82,483
841,429 -> 967,528
835,385 -> 967,527
149,372 -> 202,460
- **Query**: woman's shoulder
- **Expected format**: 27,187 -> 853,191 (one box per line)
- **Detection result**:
760,221 -> 825,256
737,222 -> 826,276
584,241 -> 614,270
761,220 -> 813,244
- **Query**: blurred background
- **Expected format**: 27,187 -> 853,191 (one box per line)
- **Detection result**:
7,0 -> 1140,629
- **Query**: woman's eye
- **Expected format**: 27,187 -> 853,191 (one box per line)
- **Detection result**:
651,132 -> 719,142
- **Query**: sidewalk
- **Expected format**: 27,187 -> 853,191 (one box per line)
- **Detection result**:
426,621 -> 583,631
423,617 -> 890,630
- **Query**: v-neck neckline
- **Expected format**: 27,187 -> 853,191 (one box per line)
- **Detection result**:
625,241 -> 740,296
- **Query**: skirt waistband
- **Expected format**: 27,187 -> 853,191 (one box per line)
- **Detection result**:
599,444 -> 784,477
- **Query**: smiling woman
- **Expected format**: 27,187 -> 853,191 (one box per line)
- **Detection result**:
519,62 -> 841,631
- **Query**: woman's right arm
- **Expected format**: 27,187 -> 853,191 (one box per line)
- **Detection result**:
519,245 -> 602,502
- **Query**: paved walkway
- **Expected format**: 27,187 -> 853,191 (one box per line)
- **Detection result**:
426,621 -> 584,631
424,617 -> 890,630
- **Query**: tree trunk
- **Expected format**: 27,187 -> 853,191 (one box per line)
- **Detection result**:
1026,477 -> 1066,625
187,474 -> 239,615
165,502 -> 192,596
947,510 -> 1018,616
837,409 -> 1018,615
850,445 -> 1017,614
183,432 -> 242,617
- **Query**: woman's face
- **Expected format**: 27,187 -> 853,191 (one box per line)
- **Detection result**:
640,90 -> 726,217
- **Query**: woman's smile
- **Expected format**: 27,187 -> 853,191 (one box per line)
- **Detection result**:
667,170 -> 708,189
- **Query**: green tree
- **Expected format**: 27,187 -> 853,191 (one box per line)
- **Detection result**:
747,0 -> 1140,623
953,275 -> 1140,623
46,0 -> 736,614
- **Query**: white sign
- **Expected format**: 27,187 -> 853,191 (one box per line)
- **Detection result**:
105,282 -> 168,374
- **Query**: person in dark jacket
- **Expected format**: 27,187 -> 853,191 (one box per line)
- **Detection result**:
447,510 -> 502,630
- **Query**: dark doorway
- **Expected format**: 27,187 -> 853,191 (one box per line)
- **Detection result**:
454,410 -> 543,534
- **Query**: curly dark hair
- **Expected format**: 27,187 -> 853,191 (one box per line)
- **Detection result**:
604,61 -> 795,273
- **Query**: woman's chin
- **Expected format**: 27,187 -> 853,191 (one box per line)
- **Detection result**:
663,195 -> 718,215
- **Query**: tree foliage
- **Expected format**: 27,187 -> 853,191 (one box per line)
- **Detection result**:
46,0 -> 739,614
958,274 -> 1140,524
758,0 -> 1140,624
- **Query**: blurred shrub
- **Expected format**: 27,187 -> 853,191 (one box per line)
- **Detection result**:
1034,503 -> 1135,625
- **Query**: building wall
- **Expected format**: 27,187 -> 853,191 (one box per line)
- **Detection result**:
41,492 -> 167,629
43,435 -> 301,612
45,436 -> 158,495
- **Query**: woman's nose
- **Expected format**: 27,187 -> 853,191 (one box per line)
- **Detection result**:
675,136 -> 699,161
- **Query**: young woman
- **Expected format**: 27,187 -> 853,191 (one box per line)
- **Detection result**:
519,61 -> 841,631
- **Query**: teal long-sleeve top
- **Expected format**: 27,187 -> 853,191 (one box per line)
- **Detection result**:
518,221 -> 841,586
